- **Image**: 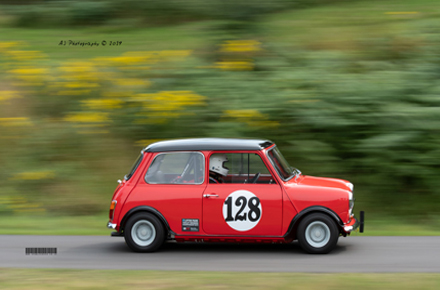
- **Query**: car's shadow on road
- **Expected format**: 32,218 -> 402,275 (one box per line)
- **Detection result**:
106,239 -> 348,255
163,241 -> 301,253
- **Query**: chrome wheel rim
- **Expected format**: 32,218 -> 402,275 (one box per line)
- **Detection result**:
132,220 -> 156,247
305,221 -> 330,248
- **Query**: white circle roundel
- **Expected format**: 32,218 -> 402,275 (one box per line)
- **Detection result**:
222,190 -> 262,231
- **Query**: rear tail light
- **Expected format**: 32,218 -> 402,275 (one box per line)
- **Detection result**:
109,200 -> 117,221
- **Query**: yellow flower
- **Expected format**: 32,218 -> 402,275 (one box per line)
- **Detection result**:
224,109 -> 262,119
223,109 -> 279,128
148,91 -> 206,112
58,61 -> 99,81
0,117 -> 33,126
0,91 -> 21,102
109,56 -> 150,66
15,75 -> 45,83
114,78 -> 150,87
131,91 -> 205,124
64,112 -> 110,123
82,99 -> 123,110
5,50 -> 46,60
9,68 -> 48,75
0,196 -> 25,204
150,111 -> 182,117
12,81 -> 44,87
11,170 -> 55,180
64,82 -> 100,89
57,90 -> 92,96
215,61 -> 254,71
59,61 -> 96,73
1,196 -> 46,213
219,40 -> 261,53
8,67 -> 49,86
0,41 -> 23,51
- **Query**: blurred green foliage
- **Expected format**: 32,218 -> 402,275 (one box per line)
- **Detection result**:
0,0 -> 439,227
2,0 -> 357,28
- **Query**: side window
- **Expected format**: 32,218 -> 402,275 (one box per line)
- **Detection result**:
209,153 -> 274,184
145,152 -> 204,184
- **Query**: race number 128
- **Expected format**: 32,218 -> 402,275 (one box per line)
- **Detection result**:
222,190 -> 262,232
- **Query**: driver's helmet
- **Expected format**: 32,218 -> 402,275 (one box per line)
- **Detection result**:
209,154 -> 229,176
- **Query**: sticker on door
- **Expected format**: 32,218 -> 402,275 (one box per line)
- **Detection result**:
222,190 -> 262,231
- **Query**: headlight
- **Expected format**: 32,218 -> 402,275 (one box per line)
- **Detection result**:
349,199 -> 355,215
348,191 -> 354,216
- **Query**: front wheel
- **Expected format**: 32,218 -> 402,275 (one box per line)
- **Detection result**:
124,213 -> 165,252
297,213 -> 339,254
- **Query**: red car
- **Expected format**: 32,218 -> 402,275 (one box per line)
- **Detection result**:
108,138 -> 364,254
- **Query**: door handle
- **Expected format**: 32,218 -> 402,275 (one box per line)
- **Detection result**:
203,194 -> 219,198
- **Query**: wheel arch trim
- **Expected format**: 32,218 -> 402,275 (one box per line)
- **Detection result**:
120,206 -> 174,236
283,206 -> 343,239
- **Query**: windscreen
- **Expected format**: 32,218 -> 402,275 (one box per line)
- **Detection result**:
267,147 -> 294,180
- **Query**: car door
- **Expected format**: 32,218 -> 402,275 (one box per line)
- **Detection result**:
202,152 -> 283,236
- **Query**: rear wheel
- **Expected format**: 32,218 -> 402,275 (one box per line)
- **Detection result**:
297,213 -> 339,254
124,213 -> 165,252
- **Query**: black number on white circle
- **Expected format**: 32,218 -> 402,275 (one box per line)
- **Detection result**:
248,197 -> 261,222
224,196 -> 261,222
235,196 -> 247,221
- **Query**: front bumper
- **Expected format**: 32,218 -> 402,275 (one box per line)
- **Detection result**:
343,211 -> 364,233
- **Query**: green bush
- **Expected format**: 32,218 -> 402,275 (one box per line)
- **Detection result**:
9,5 -> 44,27
69,1 -> 114,26
3,0 -> 364,28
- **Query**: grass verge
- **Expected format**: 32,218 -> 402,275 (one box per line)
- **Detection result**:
0,214 -> 109,235
1,269 -> 440,289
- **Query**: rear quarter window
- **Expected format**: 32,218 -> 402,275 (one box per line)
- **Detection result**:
145,152 -> 204,184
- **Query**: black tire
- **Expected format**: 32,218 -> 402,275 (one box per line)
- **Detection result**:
124,212 -> 166,253
297,213 -> 339,254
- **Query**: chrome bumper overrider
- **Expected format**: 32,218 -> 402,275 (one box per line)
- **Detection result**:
107,222 -> 117,229
343,211 -> 364,233
344,219 -> 359,232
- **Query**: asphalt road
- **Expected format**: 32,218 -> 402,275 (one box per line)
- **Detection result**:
1,235 -> 440,272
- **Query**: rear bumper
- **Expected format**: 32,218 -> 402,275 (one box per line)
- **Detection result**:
343,211 -> 364,233
107,221 -> 124,237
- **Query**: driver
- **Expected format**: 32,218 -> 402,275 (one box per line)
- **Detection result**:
209,154 -> 229,183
